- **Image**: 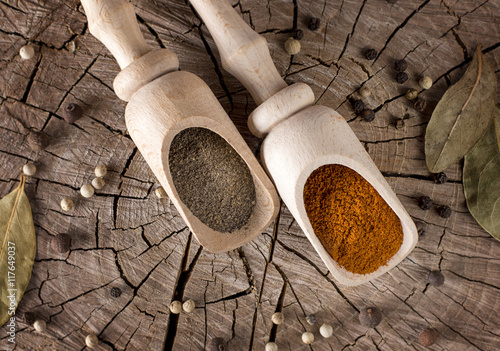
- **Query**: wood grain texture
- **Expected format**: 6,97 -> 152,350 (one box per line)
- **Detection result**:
0,0 -> 499,350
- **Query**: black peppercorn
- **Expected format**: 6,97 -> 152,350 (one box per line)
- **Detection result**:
208,337 -> 227,351
292,29 -> 304,40
308,17 -> 320,31
306,314 -> 317,325
23,311 -> 37,325
419,328 -> 439,346
27,131 -> 49,152
62,103 -> 83,123
436,205 -> 451,218
360,109 -> 375,122
364,48 -> 377,60
359,307 -> 382,328
350,98 -> 365,114
394,118 -> 405,129
110,287 -> 122,298
427,270 -> 445,287
432,172 -> 448,184
50,233 -> 71,253
396,71 -> 409,84
418,196 -> 432,210
414,98 -> 426,112
394,59 -> 407,72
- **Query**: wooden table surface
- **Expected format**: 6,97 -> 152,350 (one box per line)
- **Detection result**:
0,0 -> 499,350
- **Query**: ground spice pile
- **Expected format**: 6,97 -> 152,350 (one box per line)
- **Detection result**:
169,127 -> 256,233
303,164 -> 403,274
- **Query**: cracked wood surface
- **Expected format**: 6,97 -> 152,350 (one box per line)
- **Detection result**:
0,0 -> 499,350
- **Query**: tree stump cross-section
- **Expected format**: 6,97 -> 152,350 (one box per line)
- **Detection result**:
0,0 -> 499,350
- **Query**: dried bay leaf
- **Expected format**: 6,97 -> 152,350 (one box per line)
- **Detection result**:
0,175 -> 36,327
425,45 -> 496,173
464,105 -> 500,240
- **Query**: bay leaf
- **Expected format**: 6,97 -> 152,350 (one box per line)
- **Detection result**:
425,45 -> 496,173
463,105 -> 500,240
0,175 -> 36,327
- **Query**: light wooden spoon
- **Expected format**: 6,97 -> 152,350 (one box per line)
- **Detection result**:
80,0 -> 279,253
190,0 -> 418,285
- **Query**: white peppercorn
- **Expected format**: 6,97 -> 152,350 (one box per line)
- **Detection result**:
94,164 -> 107,177
405,89 -> 418,100
169,300 -> 182,314
67,41 -> 76,53
271,312 -> 284,325
85,333 -> 99,348
302,331 -> 314,344
419,76 -> 433,90
359,86 -> 371,98
284,37 -> 301,55
23,162 -> 36,176
319,324 -> 333,338
19,45 -> 35,60
80,184 -> 94,198
155,187 -> 168,199
265,342 -> 278,351
92,177 -> 105,190
33,319 -> 46,332
60,198 -> 74,211
183,299 -> 195,313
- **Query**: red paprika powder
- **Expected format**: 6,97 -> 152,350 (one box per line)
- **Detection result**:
303,164 -> 403,275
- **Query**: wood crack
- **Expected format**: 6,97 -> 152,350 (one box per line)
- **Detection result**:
373,0 -> 432,63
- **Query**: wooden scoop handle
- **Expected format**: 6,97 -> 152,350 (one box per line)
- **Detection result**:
190,0 -> 287,105
80,0 -> 150,69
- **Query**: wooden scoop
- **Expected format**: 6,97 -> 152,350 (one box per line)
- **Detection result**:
80,0 -> 279,253
190,0 -> 418,285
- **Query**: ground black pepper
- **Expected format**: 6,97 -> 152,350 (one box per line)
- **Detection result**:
364,49 -> 377,60
418,196 -> 432,210
394,59 -> 407,71
169,128 -> 256,233
308,18 -> 320,31
292,29 -> 304,40
436,205 -> 451,218
360,109 -> 375,122
432,172 -> 448,184
396,71 -> 409,84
